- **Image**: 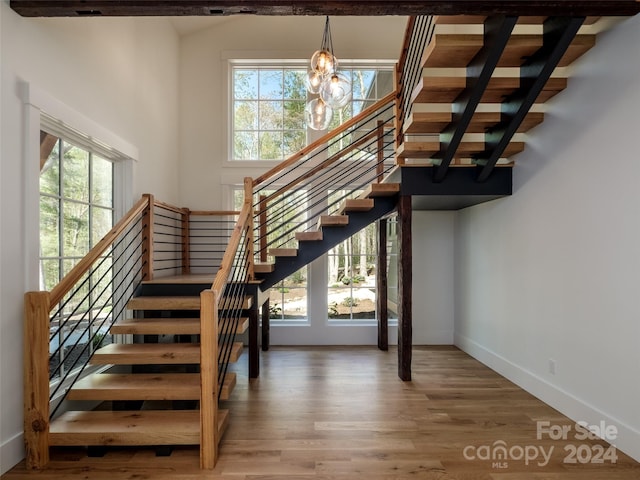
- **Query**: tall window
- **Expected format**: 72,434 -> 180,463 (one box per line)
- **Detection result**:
40,133 -> 115,379
232,67 -> 307,160
230,63 -> 394,161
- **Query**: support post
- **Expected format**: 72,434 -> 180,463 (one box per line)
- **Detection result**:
142,193 -> 154,281
244,178 -> 255,279
377,219 -> 388,351
397,195 -> 412,381
200,289 -> 219,469
248,293 -> 259,379
261,297 -> 270,352
181,208 -> 191,275
24,291 -> 51,469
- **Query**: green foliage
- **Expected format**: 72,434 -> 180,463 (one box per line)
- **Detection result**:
277,287 -> 290,294
269,303 -> 282,319
328,302 -> 339,317
341,297 -> 359,307
290,269 -> 306,284
233,67 -> 306,160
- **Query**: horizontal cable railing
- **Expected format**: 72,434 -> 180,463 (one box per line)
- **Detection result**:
189,211 -> 239,275
251,92 -> 398,259
150,202 -> 239,278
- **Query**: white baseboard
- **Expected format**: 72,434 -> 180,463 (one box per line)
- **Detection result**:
1,431 -> 24,475
455,333 -> 640,463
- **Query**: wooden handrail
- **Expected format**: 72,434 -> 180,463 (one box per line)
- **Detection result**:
398,16 -> 417,72
253,90 -> 397,188
49,195 -> 150,307
153,199 -> 187,215
211,202 -> 251,294
260,127 -> 383,208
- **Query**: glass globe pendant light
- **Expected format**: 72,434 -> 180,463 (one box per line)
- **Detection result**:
304,69 -> 324,94
305,97 -> 333,131
320,71 -> 352,109
309,16 -> 336,77
304,16 -> 351,130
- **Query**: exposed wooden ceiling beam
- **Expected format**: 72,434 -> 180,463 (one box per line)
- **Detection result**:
10,1 -> 640,17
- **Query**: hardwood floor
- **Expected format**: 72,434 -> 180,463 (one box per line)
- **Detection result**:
4,346 -> 639,479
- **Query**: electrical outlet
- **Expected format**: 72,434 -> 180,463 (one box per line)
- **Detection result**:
548,358 -> 556,375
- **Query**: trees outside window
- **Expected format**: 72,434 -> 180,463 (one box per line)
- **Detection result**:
40,134 -> 115,379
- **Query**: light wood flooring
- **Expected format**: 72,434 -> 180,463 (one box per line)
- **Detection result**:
4,346 -> 639,479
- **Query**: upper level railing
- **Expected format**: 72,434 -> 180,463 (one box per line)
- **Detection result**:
395,15 -> 435,151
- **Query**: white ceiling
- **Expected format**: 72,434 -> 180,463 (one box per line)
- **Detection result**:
169,16 -> 236,36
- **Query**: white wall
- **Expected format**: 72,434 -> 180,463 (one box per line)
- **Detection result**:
0,2 -> 179,472
413,212 -> 455,344
455,15 -> 640,462
178,16 -> 407,210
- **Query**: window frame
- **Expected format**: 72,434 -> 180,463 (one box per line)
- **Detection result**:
225,59 -> 396,165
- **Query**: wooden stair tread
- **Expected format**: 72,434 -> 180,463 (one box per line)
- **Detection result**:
268,248 -> 297,257
254,262 -> 275,273
411,75 -> 566,104
91,343 -> 201,365
318,215 -> 349,228
360,183 -> 400,198
49,409 -> 229,446
405,111 -> 544,134
127,296 -> 200,311
338,198 -> 374,214
67,372 -> 237,401
398,141 -> 525,159
111,318 -> 200,335
295,231 -> 323,242
423,34 -> 484,68
423,33 -> 592,69
110,317 -> 248,335
559,35 -> 596,67
228,342 -> 243,363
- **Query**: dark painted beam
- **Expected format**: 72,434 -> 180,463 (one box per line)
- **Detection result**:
397,195 -> 412,382
432,15 -> 517,182
10,1 -> 640,17
476,16 -> 585,182
400,165 -> 512,197
376,218 -> 388,351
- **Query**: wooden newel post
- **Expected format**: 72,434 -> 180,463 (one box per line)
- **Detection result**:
142,193 -> 155,281
244,178 -> 255,280
200,289 -> 219,469
24,291 -> 51,469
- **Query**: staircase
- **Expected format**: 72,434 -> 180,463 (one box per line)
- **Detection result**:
24,13 -> 612,471
256,183 -> 400,289
48,280 -> 246,451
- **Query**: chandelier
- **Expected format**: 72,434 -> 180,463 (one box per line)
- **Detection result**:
304,17 -> 352,130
